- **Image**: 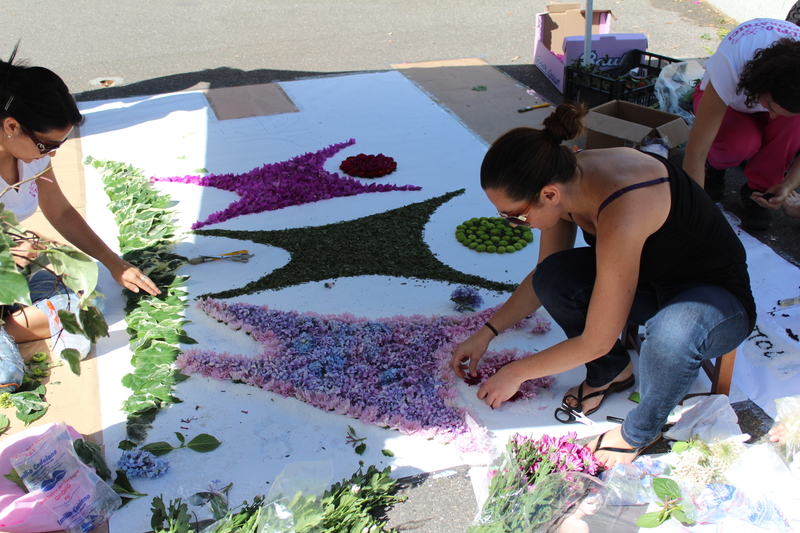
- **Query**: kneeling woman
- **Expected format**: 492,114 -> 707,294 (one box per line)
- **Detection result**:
1,46 -> 160,390
450,103 -> 755,467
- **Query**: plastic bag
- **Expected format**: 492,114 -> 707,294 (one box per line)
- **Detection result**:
654,60 -> 705,127
600,455 -> 669,506
1,422 -> 120,533
257,460 -> 333,533
639,135 -> 669,158
681,481 -> 793,531
773,394 -> 800,465
724,442 -> 800,531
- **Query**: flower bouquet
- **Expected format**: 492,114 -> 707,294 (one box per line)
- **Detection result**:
469,432 -> 602,533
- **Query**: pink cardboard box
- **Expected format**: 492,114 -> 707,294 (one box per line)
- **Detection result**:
534,3 -> 622,92
563,33 -> 649,69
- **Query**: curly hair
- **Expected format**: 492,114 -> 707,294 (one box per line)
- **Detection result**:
480,103 -> 587,203
737,38 -> 800,113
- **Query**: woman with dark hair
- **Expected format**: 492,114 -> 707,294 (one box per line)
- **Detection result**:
450,103 -> 755,468
683,18 -> 800,229
0,45 -> 159,389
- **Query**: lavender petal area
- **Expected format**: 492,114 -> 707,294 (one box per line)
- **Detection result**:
177,298 -> 553,453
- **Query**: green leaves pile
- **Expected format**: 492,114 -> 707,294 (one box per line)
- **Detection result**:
455,217 -> 533,254
0,352 -> 57,428
0,385 -> 48,426
85,157 -> 191,446
0,204 -> 106,313
0,202 -> 108,389
150,463 -> 402,533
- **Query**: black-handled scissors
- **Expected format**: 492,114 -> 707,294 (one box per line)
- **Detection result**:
554,404 -> 594,426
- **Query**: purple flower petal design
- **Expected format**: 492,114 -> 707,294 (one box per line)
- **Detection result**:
177,299 -> 554,452
151,139 -> 421,229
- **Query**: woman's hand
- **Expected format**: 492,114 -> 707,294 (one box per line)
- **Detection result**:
477,364 -> 522,409
751,184 -> 794,210
450,332 -> 491,379
108,258 -> 161,295
769,423 -> 786,443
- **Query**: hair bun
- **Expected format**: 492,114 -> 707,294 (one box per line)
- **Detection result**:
541,103 -> 588,143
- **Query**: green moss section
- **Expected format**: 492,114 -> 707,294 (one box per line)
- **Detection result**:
195,189 -> 517,299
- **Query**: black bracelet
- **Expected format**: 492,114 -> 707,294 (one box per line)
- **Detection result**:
485,322 -> 499,336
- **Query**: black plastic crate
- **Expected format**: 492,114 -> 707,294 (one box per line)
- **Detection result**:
564,50 -> 679,108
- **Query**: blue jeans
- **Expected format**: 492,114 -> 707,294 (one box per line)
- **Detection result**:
532,247 -> 752,448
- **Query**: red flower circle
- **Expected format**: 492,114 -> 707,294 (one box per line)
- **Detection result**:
339,153 -> 397,178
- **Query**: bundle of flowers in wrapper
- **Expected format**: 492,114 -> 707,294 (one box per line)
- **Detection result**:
469,432 -> 603,533
773,394 -> 800,475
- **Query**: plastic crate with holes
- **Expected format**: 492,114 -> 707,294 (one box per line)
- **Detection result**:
564,50 -> 679,108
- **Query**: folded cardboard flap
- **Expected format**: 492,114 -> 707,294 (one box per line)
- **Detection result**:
586,100 -> 691,155
541,3 -> 613,56
533,3 -> 617,92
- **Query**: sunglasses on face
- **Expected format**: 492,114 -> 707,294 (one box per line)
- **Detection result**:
21,125 -> 70,154
496,198 -> 535,226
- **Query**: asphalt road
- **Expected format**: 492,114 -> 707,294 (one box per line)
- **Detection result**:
3,0 -> 730,99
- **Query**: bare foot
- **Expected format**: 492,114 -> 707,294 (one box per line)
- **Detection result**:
588,425 -> 642,469
783,191 -> 800,219
563,362 -> 634,414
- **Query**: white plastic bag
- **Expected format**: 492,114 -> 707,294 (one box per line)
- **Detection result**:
9,422 -> 120,533
257,460 -> 333,533
654,60 -> 705,127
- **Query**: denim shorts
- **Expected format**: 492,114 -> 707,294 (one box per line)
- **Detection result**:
1,269 -> 69,318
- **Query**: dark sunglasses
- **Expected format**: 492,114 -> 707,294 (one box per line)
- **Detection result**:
21,125 -> 70,154
496,198 -> 535,226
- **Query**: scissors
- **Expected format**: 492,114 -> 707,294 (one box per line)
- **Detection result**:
554,404 -> 595,426
188,250 -> 254,265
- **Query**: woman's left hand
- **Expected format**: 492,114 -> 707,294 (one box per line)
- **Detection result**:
109,259 -> 161,295
477,365 -> 522,409
751,184 -> 792,210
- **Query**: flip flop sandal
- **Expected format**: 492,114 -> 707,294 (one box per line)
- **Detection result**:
554,374 -> 636,423
594,430 -> 663,459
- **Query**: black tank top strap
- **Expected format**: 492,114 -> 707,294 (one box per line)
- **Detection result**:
597,177 -> 670,217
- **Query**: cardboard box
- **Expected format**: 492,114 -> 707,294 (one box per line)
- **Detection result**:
562,34 -> 648,69
533,3 -> 618,92
586,100 -> 691,157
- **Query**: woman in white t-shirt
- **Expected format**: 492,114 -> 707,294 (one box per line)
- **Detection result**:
683,18 -> 800,230
0,45 -> 159,388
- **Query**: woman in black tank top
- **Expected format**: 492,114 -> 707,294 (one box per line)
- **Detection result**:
449,103 -> 755,468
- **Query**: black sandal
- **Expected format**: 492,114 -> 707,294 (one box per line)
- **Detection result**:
595,430 -> 662,458
554,374 -> 635,423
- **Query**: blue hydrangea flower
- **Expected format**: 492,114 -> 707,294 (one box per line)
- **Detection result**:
450,286 -> 483,313
116,448 -> 171,479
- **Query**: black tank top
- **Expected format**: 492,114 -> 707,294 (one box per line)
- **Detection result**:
582,152 -> 756,330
